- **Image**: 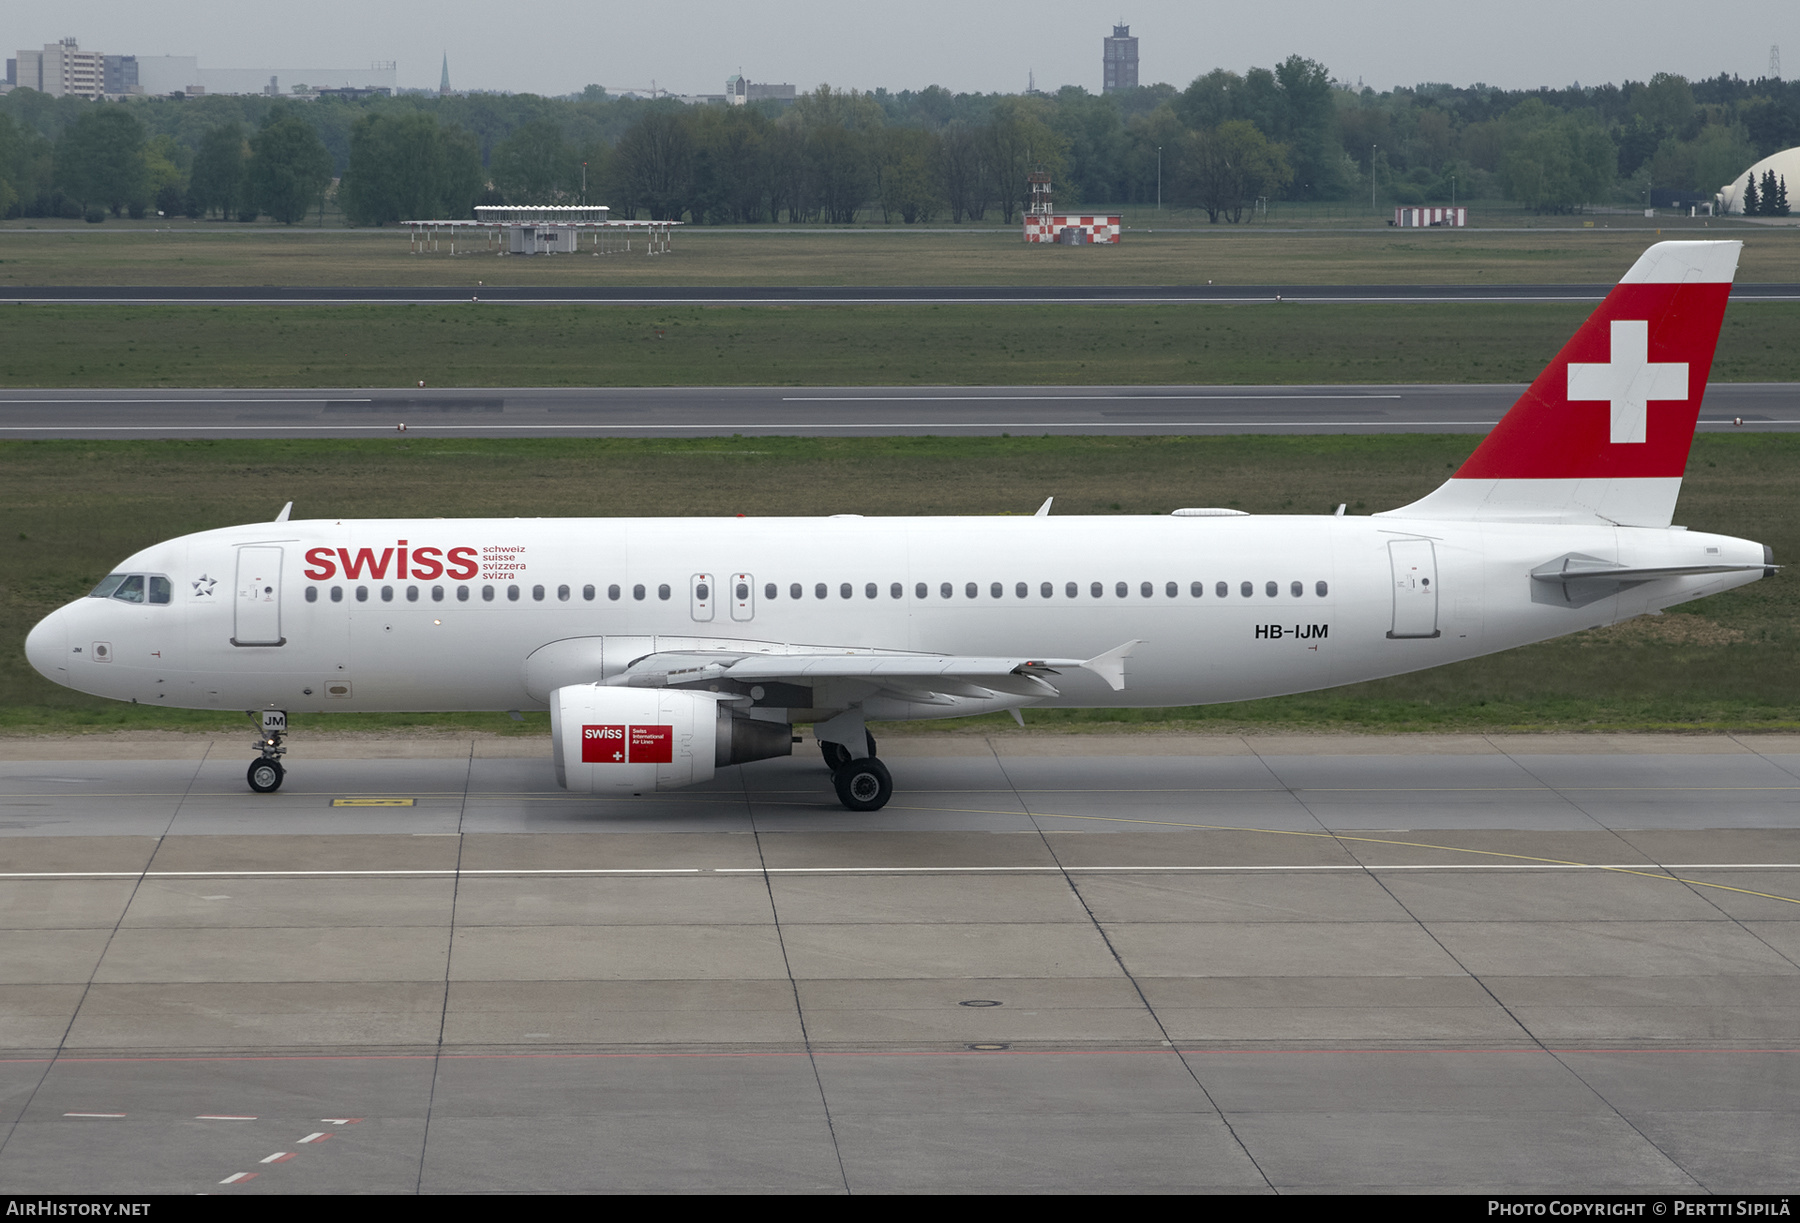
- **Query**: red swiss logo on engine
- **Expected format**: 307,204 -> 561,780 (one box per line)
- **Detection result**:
581,724 -> 626,763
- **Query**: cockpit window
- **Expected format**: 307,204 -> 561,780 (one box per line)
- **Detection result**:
88,573 -> 171,604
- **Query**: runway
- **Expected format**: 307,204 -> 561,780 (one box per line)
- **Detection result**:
3,383 -> 1797,438
0,730 -> 1797,1193
9,283 -> 1800,305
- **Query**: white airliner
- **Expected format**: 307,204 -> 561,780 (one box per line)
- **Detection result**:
24,241 -> 1772,811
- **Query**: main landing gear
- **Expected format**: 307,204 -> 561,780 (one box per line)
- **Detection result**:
820,732 -> 891,812
247,709 -> 287,794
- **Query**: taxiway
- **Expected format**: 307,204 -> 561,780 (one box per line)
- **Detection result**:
1,383 -> 1796,438
0,732 -> 1795,1193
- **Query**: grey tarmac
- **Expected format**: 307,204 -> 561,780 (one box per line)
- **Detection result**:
2,382 -> 1797,438
0,730 -> 1796,1193
7,283 -> 1800,305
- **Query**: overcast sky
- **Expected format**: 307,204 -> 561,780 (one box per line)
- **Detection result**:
13,2 -> 1800,97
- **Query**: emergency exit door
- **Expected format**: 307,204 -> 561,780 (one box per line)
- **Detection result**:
1386,539 -> 1440,639
234,546 -> 285,646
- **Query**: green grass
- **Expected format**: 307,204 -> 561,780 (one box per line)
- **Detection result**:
1,434 -> 1794,736
5,300 -> 1799,387
1,222 -> 1796,287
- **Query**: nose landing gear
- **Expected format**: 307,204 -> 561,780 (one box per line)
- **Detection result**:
247,709 -> 287,793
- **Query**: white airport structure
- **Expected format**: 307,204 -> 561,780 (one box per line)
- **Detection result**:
1719,147 -> 1799,214
404,206 -> 678,256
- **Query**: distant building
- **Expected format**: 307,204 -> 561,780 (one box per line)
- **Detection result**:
103,54 -> 137,95
439,52 -> 451,96
13,39 -> 105,99
726,74 -> 796,106
134,54 -> 396,97
1102,24 -> 1138,94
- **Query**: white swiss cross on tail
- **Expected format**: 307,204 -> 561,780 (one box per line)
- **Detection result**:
1566,319 -> 1688,445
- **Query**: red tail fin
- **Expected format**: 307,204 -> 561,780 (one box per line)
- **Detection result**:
1381,240 -> 1740,527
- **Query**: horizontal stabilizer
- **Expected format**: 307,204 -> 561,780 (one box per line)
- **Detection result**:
1530,557 -> 1769,584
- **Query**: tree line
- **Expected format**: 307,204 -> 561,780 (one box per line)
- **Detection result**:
3,62 -> 1798,224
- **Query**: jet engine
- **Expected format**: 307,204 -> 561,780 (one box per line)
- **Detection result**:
550,684 -> 791,793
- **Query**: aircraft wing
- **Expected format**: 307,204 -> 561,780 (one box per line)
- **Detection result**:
605,640 -> 1139,700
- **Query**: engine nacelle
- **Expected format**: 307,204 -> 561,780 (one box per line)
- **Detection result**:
550,685 -> 791,793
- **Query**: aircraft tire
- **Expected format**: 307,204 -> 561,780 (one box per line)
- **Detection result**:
819,732 -> 878,772
247,759 -> 285,794
833,756 -> 892,812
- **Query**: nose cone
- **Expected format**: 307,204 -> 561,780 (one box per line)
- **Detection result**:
24,607 -> 68,686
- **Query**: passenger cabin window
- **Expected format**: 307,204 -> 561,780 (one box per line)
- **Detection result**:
406,586 -> 419,602
1141,582 -> 1153,598
891,583 -> 903,599
331,586 -> 344,603
1290,581 -> 1303,597
457,586 -> 470,602
632,585 -> 645,601
1091,582 -> 1102,598
1191,582 -> 1204,597
432,586 -> 444,602
1316,581 -> 1329,597
583,585 -> 596,601
380,585 -> 394,602
557,585 -> 570,602
1042,582 -> 1054,598
657,584 -> 671,601
1066,582 -> 1078,598
1217,582 -> 1229,598
508,585 -> 521,601
865,583 -> 878,599
1166,582 -> 1178,598
916,583 -> 928,598
965,582 -> 978,599
840,583 -> 852,599
533,585 -> 546,601
482,585 -> 494,602
940,582 -> 952,599
766,583 -> 778,600
1265,581 -> 1278,597
1115,582 -> 1128,598
1239,582 -> 1252,598
305,587 -> 318,603
357,586 -> 369,602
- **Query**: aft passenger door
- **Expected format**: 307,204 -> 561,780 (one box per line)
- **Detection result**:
1386,539 -> 1440,639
